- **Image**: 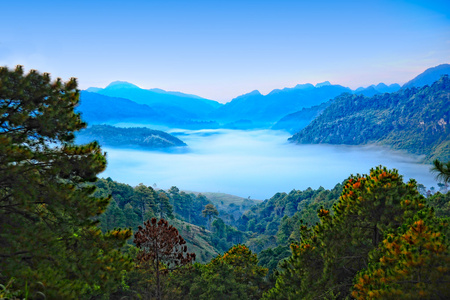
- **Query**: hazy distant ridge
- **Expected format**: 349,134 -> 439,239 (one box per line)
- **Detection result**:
209,83 -> 352,124
403,64 -> 450,89
96,81 -> 222,120
79,64 -> 449,131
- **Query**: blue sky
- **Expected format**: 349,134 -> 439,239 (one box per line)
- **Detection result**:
2,0 -> 449,102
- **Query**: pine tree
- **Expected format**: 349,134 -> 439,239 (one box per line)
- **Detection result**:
132,183 -> 157,224
352,207 -> 450,299
134,218 -> 196,300
156,191 -> 174,219
0,66 -> 132,298
431,159 -> 450,184
202,203 -> 219,230
264,166 -> 425,299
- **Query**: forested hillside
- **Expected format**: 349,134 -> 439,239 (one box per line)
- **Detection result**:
76,125 -> 187,149
92,178 -> 250,261
290,76 -> 450,162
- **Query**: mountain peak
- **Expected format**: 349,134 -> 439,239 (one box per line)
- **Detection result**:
231,90 -> 262,102
85,87 -> 102,93
243,90 -> 262,97
403,64 -> 450,89
376,83 -> 388,89
315,81 -> 331,88
105,81 -> 141,89
294,83 -> 314,90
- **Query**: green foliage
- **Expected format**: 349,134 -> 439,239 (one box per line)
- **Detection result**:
202,203 -> 219,230
427,191 -> 450,218
186,245 -> 269,299
211,218 -> 247,252
0,66 -> 132,298
290,75 -> 450,162
239,185 -> 341,235
431,159 -> 450,184
264,166 -> 427,299
237,184 -> 342,256
352,209 -> 450,299
201,192 -> 259,225
257,245 -> 291,275
92,179 -> 231,262
171,219 -> 221,263
93,180 -> 214,232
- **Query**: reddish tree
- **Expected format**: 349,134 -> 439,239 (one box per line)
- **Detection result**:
134,218 -> 195,299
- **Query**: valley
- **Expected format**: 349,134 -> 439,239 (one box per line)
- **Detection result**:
99,128 -> 439,200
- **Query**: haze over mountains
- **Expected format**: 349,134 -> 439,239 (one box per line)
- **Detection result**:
79,64 -> 449,130
77,64 -> 450,161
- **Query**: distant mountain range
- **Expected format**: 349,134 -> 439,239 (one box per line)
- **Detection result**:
78,64 -> 449,133
354,83 -> 401,97
76,63 -> 450,161
209,82 -> 352,124
77,91 -> 220,129
89,81 -> 221,121
273,64 -> 450,133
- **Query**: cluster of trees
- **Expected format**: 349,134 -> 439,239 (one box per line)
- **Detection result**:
94,179 -> 248,256
263,166 -> 450,299
1,66 -> 448,299
93,179 -> 212,232
236,184 -> 342,255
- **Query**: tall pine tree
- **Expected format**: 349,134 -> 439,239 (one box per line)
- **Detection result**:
0,66 -> 132,298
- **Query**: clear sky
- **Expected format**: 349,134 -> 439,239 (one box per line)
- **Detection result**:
2,0 -> 449,102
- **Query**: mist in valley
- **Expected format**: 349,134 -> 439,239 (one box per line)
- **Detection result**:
100,129 -> 438,200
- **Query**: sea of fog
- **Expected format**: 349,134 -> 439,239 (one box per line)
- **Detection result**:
100,129 -> 438,200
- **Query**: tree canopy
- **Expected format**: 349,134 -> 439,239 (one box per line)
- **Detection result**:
0,66 -> 131,298
263,166 -> 448,299
134,218 -> 196,299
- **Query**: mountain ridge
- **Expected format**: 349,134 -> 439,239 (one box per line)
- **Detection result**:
289,75 -> 450,162
80,63 -> 449,131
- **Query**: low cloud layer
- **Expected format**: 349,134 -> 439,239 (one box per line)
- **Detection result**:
101,129 -> 437,200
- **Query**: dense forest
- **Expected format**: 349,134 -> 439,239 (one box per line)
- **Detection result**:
1,66 -> 449,299
290,75 -> 450,162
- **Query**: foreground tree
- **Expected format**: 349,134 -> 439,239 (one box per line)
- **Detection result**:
134,218 -> 196,300
0,66 -> 132,298
432,159 -> 450,184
